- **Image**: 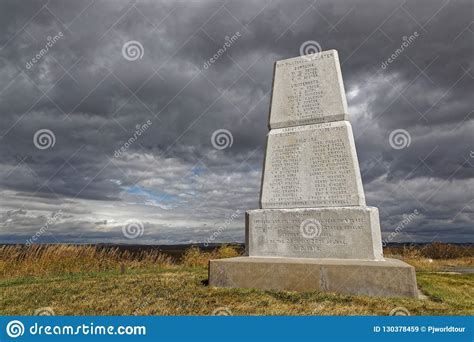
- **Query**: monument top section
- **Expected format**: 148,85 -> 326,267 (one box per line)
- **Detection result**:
269,49 -> 348,129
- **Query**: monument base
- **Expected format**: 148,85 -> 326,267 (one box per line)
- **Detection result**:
247,207 -> 384,260
209,257 -> 418,298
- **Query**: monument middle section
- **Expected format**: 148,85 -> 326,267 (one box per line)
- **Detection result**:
260,121 -> 366,209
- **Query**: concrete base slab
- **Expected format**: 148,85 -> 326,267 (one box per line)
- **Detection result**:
209,257 -> 418,298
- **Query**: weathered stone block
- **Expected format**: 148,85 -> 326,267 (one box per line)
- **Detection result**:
260,121 -> 365,208
247,207 -> 383,260
209,257 -> 418,298
269,50 -> 348,129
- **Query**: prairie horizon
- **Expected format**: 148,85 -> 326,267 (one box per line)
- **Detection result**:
0,1 -> 472,339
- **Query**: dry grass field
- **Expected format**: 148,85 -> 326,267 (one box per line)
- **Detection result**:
0,243 -> 472,316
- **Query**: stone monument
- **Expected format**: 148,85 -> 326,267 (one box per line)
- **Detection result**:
209,50 -> 418,297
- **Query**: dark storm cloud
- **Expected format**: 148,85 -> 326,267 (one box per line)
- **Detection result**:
0,0 -> 472,244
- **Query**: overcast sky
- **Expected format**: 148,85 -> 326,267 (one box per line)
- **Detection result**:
0,0 -> 472,245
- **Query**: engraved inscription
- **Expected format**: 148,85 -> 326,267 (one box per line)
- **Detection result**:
247,208 -> 382,260
254,215 -> 364,252
270,50 -> 348,128
285,61 -> 324,124
261,121 -> 365,208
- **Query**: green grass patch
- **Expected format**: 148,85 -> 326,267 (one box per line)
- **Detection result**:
1,266 -> 472,316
